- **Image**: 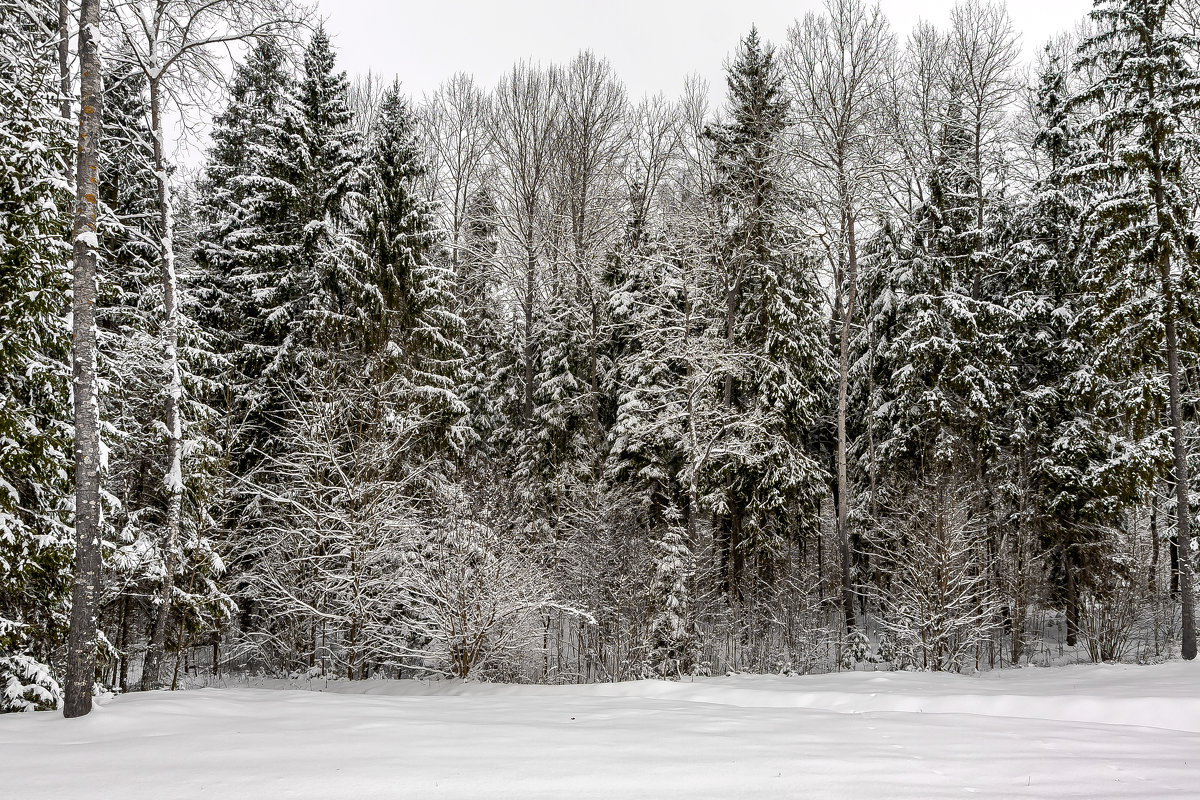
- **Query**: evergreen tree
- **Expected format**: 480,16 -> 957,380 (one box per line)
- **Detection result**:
644,513 -> 699,678
454,187 -> 507,465
605,188 -> 689,524
0,0 -> 72,686
193,36 -> 302,468
703,28 -> 829,596
876,95 -> 1012,478
357,79 -> 468,459
1074,0 -> 1200,659
1003,51 -> 1157,654
293,24 -> 362,349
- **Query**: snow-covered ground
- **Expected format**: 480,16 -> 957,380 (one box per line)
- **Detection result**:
3,662 -> 1197,799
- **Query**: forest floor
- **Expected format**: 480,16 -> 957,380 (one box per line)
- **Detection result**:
2,660 -> 1198,799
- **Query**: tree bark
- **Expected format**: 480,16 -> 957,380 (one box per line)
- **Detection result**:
1162,272 -> 1195,660
1148,103 -> 1195,658
522,247 -> 535,422
141,74 -> 185,690
1065,551 -> 1078,648
64,0 -> 103,719
57,1 -> 70,119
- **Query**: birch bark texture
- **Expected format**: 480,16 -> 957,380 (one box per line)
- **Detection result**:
64,0 -> 103,720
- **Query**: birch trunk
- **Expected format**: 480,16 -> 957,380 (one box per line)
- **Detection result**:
141,73 -> 185,690
64,0 -> 103,719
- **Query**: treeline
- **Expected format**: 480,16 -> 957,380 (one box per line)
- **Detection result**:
1,0 -> 1198,711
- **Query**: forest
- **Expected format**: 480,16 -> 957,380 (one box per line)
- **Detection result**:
0,0 -> 1197,718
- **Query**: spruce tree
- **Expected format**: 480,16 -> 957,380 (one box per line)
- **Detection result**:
293,24 -> 362,349
0,0 -> 73,689
703,28 -> 829,597
193,37 -> 301,468
357,79 -> 467,458
605,188 -> 689,524
1074,0 -> 1200,659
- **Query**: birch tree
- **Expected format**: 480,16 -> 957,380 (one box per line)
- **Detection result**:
64,0 -> 103,719
102,0 -> 299,690
785,0 -> 895,631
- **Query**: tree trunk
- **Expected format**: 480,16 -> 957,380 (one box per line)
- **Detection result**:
1149,114 -> 1195,657
1150,493 -> 1159,596
141,75 -> 185,691
1065,551 -> 1078,648
522,248 -> 535,421
1171,532 -> 1180,599
1162,269 -> 1195,660
64,0 -> 103,719
836,209 -> 858,633
57,1 -> 70,119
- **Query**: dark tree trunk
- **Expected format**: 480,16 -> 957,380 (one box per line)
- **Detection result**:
1065,552 -> 1078,648
57,1 -> 70,119
1164,294 -> 1195,659
836,210 -> 858,634
1171,533 -> 1180,599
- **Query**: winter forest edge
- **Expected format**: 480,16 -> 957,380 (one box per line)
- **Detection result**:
1,0 -> 1199,718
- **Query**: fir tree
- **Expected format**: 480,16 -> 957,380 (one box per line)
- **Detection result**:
605,188 -> 689,524
193,37 -> 301,468
294,24 -> 362,349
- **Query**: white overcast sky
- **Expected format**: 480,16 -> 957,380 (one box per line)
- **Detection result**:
315,0 -> 1095,101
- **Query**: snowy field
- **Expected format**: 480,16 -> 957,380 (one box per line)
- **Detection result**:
2,662 -> 1198,799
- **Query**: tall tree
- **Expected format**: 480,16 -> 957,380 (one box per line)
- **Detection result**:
0,0 -> 73,697
357,79 -> 467,454
490,62 -> 558,425
64,0 -> 104,718
104,0 -> 297,690
704,28 -> 829,597
786,0 -> 895,631
1075,0 -> 1200,659
193,36 -> 301,468
293,23 -> 361,349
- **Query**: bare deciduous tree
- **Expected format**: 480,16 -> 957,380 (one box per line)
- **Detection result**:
785,0 -> 895,632
423,72 -> 493,270
490,61 -> 559,421
550,51 -> 628,432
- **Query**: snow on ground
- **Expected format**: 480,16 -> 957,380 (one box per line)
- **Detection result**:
2,661 -> 1198,799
